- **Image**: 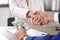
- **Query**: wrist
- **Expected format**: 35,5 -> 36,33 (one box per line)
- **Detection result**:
20,35 -> 28,40
47,13 -> 54,22
23,36 -> 27,40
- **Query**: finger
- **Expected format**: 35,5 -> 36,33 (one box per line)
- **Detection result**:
15,31 -> 20,39
30,10 -> 36,17
40,18 -> 44,25
44,17 -> 48,24
37,20 -> 42,26
15,29 -> 19,34
18,35 -> 25,40
32,17 -> 38,24
35,18 -> 41,25
36,11 -> 45,17
36,11 -> 45,24
37,17 -> 45,25
36,11 -> 46,23
35,14 -> 45,25
41,17 -> 45,25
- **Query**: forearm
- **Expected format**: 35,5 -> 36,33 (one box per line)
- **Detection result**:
47,12 -> 59,24
9,0 -> 30,19
47,12 -> 54,22
12,7 -> 29,18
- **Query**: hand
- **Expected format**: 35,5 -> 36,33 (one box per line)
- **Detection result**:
15,27 -> 27,40
31,11 -> 49,25
27,10 -> 36,18
27,10 -> 54,26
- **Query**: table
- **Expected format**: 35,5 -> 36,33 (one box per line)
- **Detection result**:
0,27 -> 17,40
31,24 -> 60,35
0,27 -> 48,40
0,24 -> 60,40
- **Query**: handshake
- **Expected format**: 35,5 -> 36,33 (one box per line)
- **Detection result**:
27,10 -> 54,26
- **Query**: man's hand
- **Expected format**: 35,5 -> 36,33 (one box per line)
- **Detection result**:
32,11 -> 54,25
15,27 -> 27,40
27,10 -> 46,25
31,11 -> 49,25
27,10 -> 54,26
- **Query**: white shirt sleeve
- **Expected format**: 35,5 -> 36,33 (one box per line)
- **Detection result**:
12,7 -> 29,18
9,0 -> 29,19
54,12 -> 59,24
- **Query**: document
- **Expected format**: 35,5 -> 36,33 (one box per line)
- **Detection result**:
0,34 -> 8,40
8,28 -> 48,36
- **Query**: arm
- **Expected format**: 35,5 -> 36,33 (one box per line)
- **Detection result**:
47,12 -> 60,24
15,27 -> 47,40
15,27 -> 60,40
32,11 -> 60,25
9,0 -> 29,18
26,32 -> 60,40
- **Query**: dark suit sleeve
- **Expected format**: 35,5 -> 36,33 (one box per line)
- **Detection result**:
58,12 -> 60,23
26,32 -> 60,40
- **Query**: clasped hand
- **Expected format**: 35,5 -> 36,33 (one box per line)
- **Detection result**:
28,10 -> 49,26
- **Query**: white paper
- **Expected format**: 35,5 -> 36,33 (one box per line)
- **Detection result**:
27,29 -> 48,36
8,28 -> 48,36
0,34 -> 8,40
7,29 -> 17,34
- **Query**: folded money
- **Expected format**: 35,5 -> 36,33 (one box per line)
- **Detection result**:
12,18 -> 30,31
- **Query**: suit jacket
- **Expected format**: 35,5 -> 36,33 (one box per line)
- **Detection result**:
58,13 -> 60,23
9,0 -> 44,18
26,32 -> 60,40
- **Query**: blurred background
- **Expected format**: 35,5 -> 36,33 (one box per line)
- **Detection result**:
0,0 -> 60,26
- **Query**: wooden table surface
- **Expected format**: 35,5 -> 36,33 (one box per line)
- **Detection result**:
30,24 -> 60,35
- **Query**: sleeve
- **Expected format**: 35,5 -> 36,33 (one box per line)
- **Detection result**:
9,0 -> 29,19
25,32 -> 60,40
58,12 -> 60,23
25,36 -> 50,40
23,37 -> 27,40
54,12 -> 60,24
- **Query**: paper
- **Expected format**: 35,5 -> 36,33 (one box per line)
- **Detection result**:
8,28 -> 48,36
7,28 -> 17,34
27,29 -> 48,36
12,18 -> 30,31
0,34 -> 8,40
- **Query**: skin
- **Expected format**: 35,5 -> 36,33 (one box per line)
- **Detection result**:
15,27 -> 27,40
31,11 -> 49,25
15,11 -> 54,40
16,0 -> 54,40
27,10 -> 45,25
28,10 -> 53,26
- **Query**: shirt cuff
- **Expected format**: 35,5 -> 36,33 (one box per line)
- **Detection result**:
12,7 -> 29,19
23,37 -> 27,40
54,12 -> 59,24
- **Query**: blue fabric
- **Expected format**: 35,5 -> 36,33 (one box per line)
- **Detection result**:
58,12 -> 60,23
26,32 -> 60,40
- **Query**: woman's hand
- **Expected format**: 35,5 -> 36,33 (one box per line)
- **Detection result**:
15,27 -> 27,40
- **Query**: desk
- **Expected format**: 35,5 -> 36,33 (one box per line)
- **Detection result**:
23,18 -> 60,35
0,27 -> 17,40
31,24 -> 60,35
0,24 -> 60,40
0,26 -> 48,40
